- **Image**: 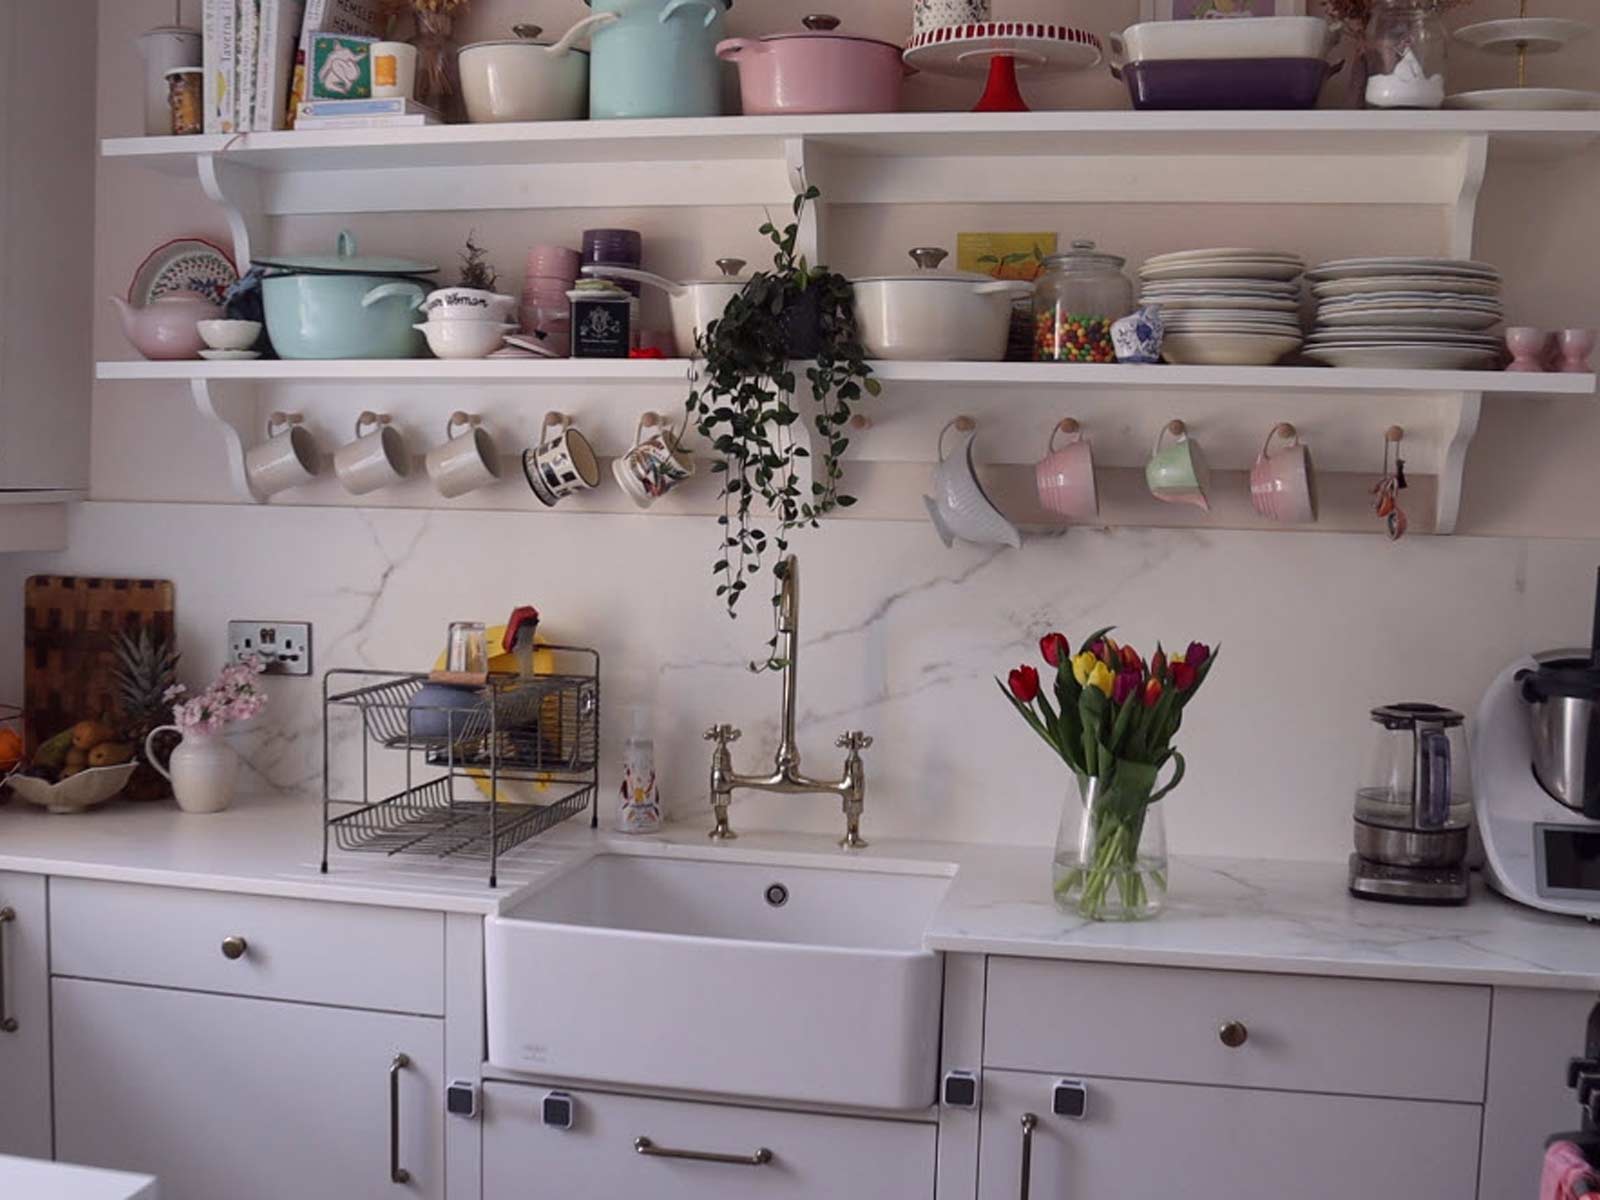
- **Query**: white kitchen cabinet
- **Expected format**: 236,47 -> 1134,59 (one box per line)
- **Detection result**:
977,1068 -> 1482,1200
0,0 -> 93,514
0,872 -> 50,1160
482,1080 -> 937,1200
53,978 -> 445,1200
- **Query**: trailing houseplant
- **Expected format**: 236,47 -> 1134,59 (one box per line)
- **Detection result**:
1000,629 -> 1218,921
686,185 -> 879,668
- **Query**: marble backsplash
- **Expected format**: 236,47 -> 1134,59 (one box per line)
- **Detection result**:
2,502 -> 1597,862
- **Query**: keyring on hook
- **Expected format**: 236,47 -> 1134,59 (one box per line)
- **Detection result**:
1048,418 -> 1082,454
937,415 -> 977,463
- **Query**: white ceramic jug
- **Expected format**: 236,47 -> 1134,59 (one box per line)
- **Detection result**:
145,726 -> 240,814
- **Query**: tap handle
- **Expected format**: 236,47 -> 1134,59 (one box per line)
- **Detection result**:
704,724 -> 742,746
836,730 -> 874,752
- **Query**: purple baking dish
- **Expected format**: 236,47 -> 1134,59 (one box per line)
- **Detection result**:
1121,57 -> 1335,110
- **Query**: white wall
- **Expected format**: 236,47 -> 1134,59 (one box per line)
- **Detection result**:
2,0 -> 1598,863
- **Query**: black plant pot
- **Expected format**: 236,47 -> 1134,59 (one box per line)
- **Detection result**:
781,287 -> 824,359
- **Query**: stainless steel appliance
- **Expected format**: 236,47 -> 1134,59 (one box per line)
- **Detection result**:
1474,568 -> 1600,920
1349,702 -> 1473,904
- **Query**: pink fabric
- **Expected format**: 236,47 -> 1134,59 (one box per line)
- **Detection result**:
1543,1141 -> 1599,1200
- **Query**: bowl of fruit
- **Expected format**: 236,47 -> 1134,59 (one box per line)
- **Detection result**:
7,721 -> 137,815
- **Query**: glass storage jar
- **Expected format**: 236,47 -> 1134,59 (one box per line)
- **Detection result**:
1364,0 -> 1447,109
1034,240 -> 1134,363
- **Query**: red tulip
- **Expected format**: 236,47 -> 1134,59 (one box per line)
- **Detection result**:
1171,660 -> 1197,692
1119,644 -> 1144,673
1008,664 -> 1041,703
1186,641 -> 1211,669
1151,646 -> 1168,681
1142,677 -> 1163,708
1040,632 -> 1070,668
1112,668 -> 1141,706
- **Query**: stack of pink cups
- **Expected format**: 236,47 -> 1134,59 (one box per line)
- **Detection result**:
522,244 -> 580,357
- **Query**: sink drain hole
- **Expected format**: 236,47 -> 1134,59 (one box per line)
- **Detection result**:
764,883 -> 789,907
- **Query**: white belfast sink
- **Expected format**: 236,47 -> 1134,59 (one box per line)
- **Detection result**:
485,851 -> 950,1110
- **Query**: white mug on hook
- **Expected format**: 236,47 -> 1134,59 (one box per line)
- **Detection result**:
244,411 -> 318,498
426,411 -> 500,499
612,412 -> 696,509
334,411 -> 409,495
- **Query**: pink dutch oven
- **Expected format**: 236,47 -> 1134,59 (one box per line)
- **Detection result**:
717,14 -> 911,115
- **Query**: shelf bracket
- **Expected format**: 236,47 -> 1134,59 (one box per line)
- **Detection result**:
1446,135 -> 1489,261
784,137 -> 824,264
1434,390 -> 1482,535
191,378 -> 266,503
197,153 -> 266,270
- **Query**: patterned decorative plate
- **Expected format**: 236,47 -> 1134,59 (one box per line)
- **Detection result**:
128,238 -> 239,307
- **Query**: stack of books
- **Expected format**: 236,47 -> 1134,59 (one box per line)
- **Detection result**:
294,98 -> 441,130
201,0 -> 395,134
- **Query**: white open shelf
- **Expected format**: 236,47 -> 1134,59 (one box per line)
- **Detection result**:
95,358 -> 1597,395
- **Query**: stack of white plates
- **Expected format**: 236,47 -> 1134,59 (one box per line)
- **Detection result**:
1138,248 -> 1305,366
1303,257 -> 1505,369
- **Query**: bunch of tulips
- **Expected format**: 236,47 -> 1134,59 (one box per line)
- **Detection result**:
999,627 -> 1217,918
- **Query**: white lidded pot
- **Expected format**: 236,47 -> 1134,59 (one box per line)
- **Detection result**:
459,19 -> 614,123
852,248 -> 1034,361
581,258 -> 749,356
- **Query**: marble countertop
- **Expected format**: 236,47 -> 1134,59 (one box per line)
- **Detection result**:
0,794 -> 1595,988
0,1155 -> 155,1200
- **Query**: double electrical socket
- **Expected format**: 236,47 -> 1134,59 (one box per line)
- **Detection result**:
227,621 -> 312,677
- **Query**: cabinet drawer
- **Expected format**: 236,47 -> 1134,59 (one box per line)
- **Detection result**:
977,1069 -> 1481,1200
482,1082 -> 936,1200
50,879 -> 444,1014
984,957 -> 1488,1103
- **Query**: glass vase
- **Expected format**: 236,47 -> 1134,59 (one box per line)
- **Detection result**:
411,10 -> 463,120
1363,0 -> 1447,110
1053,768 -> 1170,921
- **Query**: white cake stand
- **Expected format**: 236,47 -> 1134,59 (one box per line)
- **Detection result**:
1447,10 -> 1599,109
902,21 -> 1103,113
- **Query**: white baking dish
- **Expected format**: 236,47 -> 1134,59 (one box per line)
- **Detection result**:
1109,16 -> 1336,65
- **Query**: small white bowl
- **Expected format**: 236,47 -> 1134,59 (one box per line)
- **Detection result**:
420,288 -> 518,323
414,320 -> 517,360
196,318 -> 263,351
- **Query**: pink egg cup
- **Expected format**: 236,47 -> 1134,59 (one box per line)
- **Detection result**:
1505,327 -> 1552,373
1249,422 -> 1317,525
1558,328 -> 1595,374
1035,419 -> 1099,521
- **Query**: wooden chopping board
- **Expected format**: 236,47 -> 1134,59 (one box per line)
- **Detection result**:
23,576 -> 176,753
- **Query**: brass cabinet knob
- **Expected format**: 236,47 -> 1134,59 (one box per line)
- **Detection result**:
1218,1020 -> 1249,1048
221,935 -> 249,961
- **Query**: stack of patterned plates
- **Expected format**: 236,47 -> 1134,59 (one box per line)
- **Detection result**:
1303,257 -> 1505,369
1138,248 -> 1305,366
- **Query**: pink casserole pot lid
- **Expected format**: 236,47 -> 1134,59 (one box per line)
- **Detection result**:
751,13 -> 901,50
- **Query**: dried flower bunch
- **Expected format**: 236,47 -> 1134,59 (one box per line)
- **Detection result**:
1322,0 -> 1475,38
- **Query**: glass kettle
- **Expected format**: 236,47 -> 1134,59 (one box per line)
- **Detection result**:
1356,703 -> 1473,832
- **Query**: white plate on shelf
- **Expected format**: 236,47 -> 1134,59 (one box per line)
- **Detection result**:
1453,19 -> 1592,56
1317,307 -> 1501,330
1445,87 -> 1600,111
1140,284 -> 1301,299
1140,260 -> 1304,283
1162,331 -> 1301,366
1164,316 -> 1304,333
1140,295 -> 1301,313
1311,275 -> 1500,299
1307,333 -> 1504,348
1305,258 -> 1499,283
1141,248 -> 1303,268
1303,345 -> 1500,369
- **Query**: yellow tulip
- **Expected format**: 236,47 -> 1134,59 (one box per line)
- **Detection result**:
1071,651 -> 1098,686
1088,661 -> 1114,697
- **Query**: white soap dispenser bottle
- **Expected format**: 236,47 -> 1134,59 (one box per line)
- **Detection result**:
617,703 -> 662,834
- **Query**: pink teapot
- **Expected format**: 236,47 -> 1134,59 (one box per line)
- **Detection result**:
110,290 -> 218,360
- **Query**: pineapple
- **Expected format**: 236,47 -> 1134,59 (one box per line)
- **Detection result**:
110,629 -> 180,801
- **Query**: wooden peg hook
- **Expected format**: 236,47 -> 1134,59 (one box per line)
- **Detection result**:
1056,418 -> 1080,435
1273,422 -> 1297,439
849,414 -> 872,431
1166,419 -> 1187,436
1385,425 -> 1404,443
543,411 -> 568,428
952,415 -> 977,433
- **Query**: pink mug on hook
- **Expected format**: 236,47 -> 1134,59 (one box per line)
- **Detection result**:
1035,419 -> 1099,520
1249,422 -> 1317,525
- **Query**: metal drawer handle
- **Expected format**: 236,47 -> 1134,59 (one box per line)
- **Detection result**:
1219,1020 -> 1249,1048
389,1053 -> 411,1184
221,935 -> 248,960
634,1136 -> 773,1167
0,907 -> 16,1033
1019,1112 -> 1037,1200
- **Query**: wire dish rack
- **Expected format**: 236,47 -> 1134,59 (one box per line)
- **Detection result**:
320,645 -> 599,886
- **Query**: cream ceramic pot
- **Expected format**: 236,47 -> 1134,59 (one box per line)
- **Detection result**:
852,248 -> 1033,361
581,258 -> 748,356
459,20 -> 611,122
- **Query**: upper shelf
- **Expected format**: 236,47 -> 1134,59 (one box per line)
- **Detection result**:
95,358 -> 1598,396
100,111 -> 1600,213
